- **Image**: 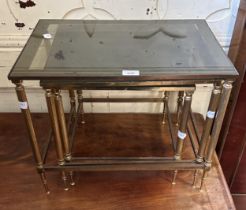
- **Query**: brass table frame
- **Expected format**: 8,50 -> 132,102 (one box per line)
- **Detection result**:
13,79 -> 232,194
9,19 -> 238,194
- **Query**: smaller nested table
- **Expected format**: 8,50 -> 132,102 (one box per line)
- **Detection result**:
8,19 -> 238,194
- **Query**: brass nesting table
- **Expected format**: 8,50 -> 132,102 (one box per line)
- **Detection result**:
8,19 -> 238,194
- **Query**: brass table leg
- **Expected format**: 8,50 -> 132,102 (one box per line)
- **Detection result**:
200,81 -> 232,190
192,85 -> 221,187
55,90 -> 75,185
162,91 -> 169,124
67,89 -> 76,186
68,89 -> 76,128
192,170 -> 198,187
172,170 -> 178,185
55,90 -> 75,186
176,91 -> 184,126
196,85 -> 221,163
14,81 -> 50,194
69,171 -> 75,186
172,91 -> 193,184
69,89 -> 76,114
45,89 -> 69,191
77,90 -> 85,124
70,99 -> 82,149
54,90 -> 71,161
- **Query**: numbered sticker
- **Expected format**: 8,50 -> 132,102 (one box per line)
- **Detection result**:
122,69 -> 140,76
207,111 -> 215,119
178,130 -> 187,140
42,33 -> 52,39
19,101 -> 28,109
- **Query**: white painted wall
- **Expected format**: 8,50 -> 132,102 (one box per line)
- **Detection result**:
0,0 -> 240,116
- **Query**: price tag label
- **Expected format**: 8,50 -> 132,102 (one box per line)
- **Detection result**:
43,33 -> 52,39
122,69 -> 140,76
19,101 -> 28,109
178,130 -> 187,140
207,111 -> 215,119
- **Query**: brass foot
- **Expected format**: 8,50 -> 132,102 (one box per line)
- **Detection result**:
172,170 -> 178,185
200,170 -> 207,191
62,171 -> 69,191
192,170 -> 198,188
69,171 -> 75,186
40,172 -> 50,194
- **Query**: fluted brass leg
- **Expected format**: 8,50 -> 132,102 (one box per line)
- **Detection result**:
45,89 -> 64,164
173,91 -> 193,184
205,82 -> 232,162
162,91 -> 169,124
45,89 -> 69,191
196,85 -> 221,163
67,90 -> 76,186
175,91 -> 193,159
67,89 -> 76,131
14,81 -> 50,194
69,89 -> 76,116
172,170 -> 178,185
55,90 -> 74,189
54,90 -> 71,161
77,90 -> 85,124
176,91 -> 184,126
200,81 -> 232,190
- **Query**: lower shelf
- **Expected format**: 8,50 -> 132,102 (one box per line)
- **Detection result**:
45,113 -> 201,165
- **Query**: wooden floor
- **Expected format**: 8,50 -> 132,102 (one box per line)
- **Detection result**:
0,113 -> 235,210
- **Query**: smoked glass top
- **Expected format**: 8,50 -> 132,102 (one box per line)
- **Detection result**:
8,19 -> 237,80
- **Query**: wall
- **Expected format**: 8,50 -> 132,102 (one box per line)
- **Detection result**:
0,0 -> 240,115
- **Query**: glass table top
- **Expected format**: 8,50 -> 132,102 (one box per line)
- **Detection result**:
8,19 -> 238,81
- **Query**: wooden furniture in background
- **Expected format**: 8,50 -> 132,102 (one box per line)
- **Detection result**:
218,0 -> 246,209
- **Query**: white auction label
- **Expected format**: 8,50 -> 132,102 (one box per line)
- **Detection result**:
122,69 -> 140,76
19,101 -> 28,109
207,111 -> 215,119
42,33 -> 52,39
178,130 -> 187,140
